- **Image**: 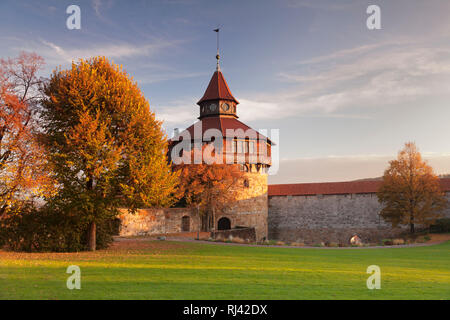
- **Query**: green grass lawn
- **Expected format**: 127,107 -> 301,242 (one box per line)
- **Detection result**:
1,239 -> 449,300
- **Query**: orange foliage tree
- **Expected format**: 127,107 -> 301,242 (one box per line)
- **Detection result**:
41,57 -> 179,250
0,52 -> 53,217
377,142 -> 447,233
175,162 -> 243,231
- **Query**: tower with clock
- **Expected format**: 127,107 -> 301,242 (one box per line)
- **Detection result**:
168,49 -> 271,241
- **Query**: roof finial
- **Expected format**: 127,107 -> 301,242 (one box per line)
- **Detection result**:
214,27 -> 220,71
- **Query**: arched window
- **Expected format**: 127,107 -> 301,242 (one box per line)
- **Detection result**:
217,217 -> 231,230
181,216 -> 190,232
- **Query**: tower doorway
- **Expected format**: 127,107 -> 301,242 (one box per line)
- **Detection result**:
217,217 -> 231,230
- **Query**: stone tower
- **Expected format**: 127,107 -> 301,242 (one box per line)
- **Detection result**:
169,53 -> 272,241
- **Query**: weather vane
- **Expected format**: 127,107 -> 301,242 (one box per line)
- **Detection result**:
214,27 -> 220,70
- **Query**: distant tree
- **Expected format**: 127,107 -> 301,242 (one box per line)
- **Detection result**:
0,52 -> 54,217
175,162 -> 243,231
41,57 -> 179,251
377,142 -> 447,233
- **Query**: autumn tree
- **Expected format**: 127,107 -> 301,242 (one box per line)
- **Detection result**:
0,52 -> 53,217
377,142 -> 446,233
175,162 -> 243,231
41,57 -> 179,250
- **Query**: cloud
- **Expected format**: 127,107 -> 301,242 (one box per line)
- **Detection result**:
92,0 -> 102,17
287,0 -> 359,11
269,153 -> 450,184
156,98 -> 197,125
39,38 -> 180,64
136,71 -> 206,85
91,0 -> 115,23
236,40 -> 450,121
137,32 -> 450,128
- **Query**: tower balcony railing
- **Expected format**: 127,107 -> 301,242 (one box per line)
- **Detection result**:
217,152 -> 272,165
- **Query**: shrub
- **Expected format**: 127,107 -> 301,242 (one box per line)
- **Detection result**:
429,218 -> 450,233
382,239 -> 393,246
0,204 -> 115,252
393,238 -> 405,245
328,242 -> 339,247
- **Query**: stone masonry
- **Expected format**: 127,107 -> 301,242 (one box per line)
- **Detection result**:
217,172 -> 268,241
268,191 -> 450,244
119,208 -> 200,236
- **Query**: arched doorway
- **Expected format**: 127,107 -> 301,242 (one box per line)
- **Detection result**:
181,216 -> 190,232
217,217 -> 231,230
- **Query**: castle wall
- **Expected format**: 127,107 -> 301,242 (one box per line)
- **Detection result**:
268,192 -> 450,244
118,173 -> 269,240
119,208 -> 200,236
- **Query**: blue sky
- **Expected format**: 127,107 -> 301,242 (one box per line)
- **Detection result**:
2,0 -> 450,183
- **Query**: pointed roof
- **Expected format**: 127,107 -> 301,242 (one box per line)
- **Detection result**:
197,70 -> 239,105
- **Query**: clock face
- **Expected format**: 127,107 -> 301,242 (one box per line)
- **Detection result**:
222,103 -> 230,112
209,103 -> 217,112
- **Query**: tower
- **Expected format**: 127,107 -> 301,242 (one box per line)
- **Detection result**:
168,35 -> 271,240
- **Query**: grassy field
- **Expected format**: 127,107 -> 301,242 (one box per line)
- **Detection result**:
1,239 -> 449,300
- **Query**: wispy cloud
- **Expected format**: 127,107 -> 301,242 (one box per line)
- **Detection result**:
136,71 -> 207,85
156,98 -> 198,125
287,0 -> 360,11
39,38 -> 181,64
237,38 -> 450,121
92,0 -> 102,17
269,153 -> 450,184
91,0 -> 115,24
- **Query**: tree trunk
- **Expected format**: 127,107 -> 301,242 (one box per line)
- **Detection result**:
410,211 -> 415,234
88,221 -> 96,251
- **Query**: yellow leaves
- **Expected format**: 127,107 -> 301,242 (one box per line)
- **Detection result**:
40,55 -> 179,212
378,142 -> 447,228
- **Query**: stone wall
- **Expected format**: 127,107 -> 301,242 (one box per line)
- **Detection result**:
268,192 -> 450,244
217,172 -> 268,241
268,193 -> 397,244
118,172 -> 269,240
119,208 -> 200,236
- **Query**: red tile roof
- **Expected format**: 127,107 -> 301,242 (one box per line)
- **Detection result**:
268,178 -> 450,196
171,116 -> 272,144
197,71 -> 239,105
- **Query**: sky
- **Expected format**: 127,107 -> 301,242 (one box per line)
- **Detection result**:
2,0 -> 450,184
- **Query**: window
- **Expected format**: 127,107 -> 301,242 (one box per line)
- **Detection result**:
237,141 -> 243,153
249,141 -> 255,154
